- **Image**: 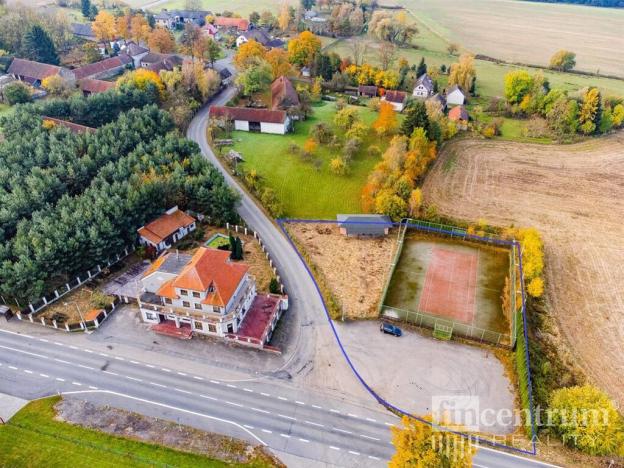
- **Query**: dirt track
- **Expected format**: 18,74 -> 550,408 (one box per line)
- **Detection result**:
422,134 -> 624,407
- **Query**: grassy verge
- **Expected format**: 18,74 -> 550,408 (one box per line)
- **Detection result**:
0,397 -> 275,468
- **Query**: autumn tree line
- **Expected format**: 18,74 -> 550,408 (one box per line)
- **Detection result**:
0,99 -> 238,303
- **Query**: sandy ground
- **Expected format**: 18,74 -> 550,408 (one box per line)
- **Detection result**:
422,134 -> 624,408
286,223 -> 397,319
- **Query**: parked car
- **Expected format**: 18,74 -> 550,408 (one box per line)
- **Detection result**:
380,322 -> 402,337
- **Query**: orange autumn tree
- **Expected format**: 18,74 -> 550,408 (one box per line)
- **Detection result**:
92,11 -> 117,42
234,40 -> 267,69
265,48 -> 293,79
148,27 -> 176,53
372,101 -> 398,136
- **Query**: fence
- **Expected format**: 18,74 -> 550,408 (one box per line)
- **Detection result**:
378,218 -> 514,347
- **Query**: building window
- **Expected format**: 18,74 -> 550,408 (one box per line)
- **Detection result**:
192,292 -> 200,298
208,324 -> 216,333
145,312 -> 156,320
213,306 -> 220,313
180,289 -> 188,296
164,298 -> 172,304
182,301 -> 190,308
194,321 -> 203,330
194,303 -> 202,310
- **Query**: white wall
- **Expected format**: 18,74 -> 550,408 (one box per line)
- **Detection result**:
260,121 -> 287,134
234,120 -> 249,131
447,91 -> 465,105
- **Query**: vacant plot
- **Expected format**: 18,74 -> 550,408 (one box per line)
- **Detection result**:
286,222 -> 397,318
422,133 -> 624,408
396,0 -> 624,78
228,102 -> 388,218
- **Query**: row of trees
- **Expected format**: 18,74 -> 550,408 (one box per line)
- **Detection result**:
504,70 -> 624,137
0,105 -> 238,302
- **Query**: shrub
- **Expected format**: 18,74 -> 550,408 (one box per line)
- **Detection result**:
329,157 -> 347,175
3,82 -> 32,104
269,277 -> 281,294
309,122 -> 333,144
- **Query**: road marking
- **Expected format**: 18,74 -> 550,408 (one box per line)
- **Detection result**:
260,392 -> 270,397
130,361 -> 139,364
193,376 -> 203,381
56,377 -> 65,382
473,445 -> 561,467
348,413 -> 359,418
226,384 -> 237,388
252,407 -> 270,414
72,382 -> 82,386
368,456 -> 381,460
89,386 -> 98,390
278,414 -> 296,421
384,422 -> 394,427
114,356 -> 125,361
103,370 -> 118,376
8,366 -> 17,370
126,376 -> 142,382
348,451 -> 360,456
360,434 -> 380,441
243,388 -> 253,392
39,373 -> 49,378
200,394 -> 218,401
83,349 -> 93,354
69,345 -> 78,350
329,409 -> 340,413
210,380 -> 220,384
23,369 -> 33,374
312,404 -> 322,409
277,396 -> 287,401
295,401 -> 305,405
261,429 -> 272,434
99,353 -> 109,357
299,438 -> 309,443
366,418 -> 377,422
177,372 -> 187,376
0,344 -> 48,360
149,382 -> 167,388
174,388 -> 192,395
39,338 -> 49,343
54,359 -> 70,365
304,420 -> 324,427
280,434 -> 291,438
244,424 -> 254,429
329,446 -> 341,451
334,428 -> 352,434
54,342 -> 63,346
58,389 -> 267,446
145,364 -> 155,368
226,401 -> 243,407
78,364 -> 95,370
161,368 -> 171,372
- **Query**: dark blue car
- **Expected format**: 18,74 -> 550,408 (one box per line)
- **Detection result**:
380,322 -> 402,337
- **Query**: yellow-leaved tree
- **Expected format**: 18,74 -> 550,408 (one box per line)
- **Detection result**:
372,101 -> 398,136
515,227 -> 545,298
92,11 -> 117,42
117,69 -> 165,99
448,53 -> 476,96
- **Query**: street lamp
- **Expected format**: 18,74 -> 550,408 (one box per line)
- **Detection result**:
63,301 -> 91,334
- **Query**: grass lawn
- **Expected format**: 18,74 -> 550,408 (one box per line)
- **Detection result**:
228,101 -> 388,219
0,397 -> 269,468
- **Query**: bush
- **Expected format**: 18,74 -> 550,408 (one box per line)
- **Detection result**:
269,277 -> 281,294
550,385 -> 624,456
3,82 -> 32,104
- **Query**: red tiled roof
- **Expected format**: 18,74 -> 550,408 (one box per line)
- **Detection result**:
209,106 -> 287,124
214,17 -> 249,31
383,90 -> 407,103
8,58 -> 63,81
358,85 -> 377,96
448,105 -> 469,121
79,78 -> 115,94
172,247 -> 249,307
73,54 -> 132,80
138,208 -> 196,245
42,116 -> 96,134
271,76 -> 299,110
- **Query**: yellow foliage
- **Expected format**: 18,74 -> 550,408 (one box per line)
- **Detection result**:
41,119 -> 56,130
527,277 -> 544,298
92,11 -> 117,42
234,40 -> 267,69
329,157 -> 347,175
303,138 -> 317,154
117,69 -> 165,98
372,101 -> 398,136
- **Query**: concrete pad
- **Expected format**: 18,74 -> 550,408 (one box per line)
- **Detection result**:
0,392 -> 28,422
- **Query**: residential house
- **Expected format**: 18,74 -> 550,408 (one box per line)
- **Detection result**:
448,105 -> 469,130
271,76 -> 299,111
155,9 -> 210,29
137,206 -> 197,253
236,28 -> 284,49
381,90 -> 408,112
358,85 -> 377,98
214,17 -> 249,32
138,247 -> 256,337
427,93 -> 447,111
412,73 -> 434,98
78,78 -> 115,96
140,52 -> 184,73
71,22 -> 95,41
73,54 -> 133,80
337,214 -> 392,237
42,116 -> 96,134
209,106 -> 292,134
120,41 -> 149,68
7,58 -> 75,87
446,84 -> 466,106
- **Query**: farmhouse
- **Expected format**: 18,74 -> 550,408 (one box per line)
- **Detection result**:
154,9 -> 210,29
358,85 -> 378,98
140,52 -> 184,73
448,105 -> 469,130
120,41 -> 149,68
209,106 -> 292,135
214,17 -> 249,32
42,116 -> 95,134
446,85 -> 466,106
413,73 -> 434,98
78,78 -> 115,96
7,58 -> 75,87
73,54 -> 132,80
381,90 -> 408,112
137,206 -> 197,253
337,214 -> 392,237
271,75 -> 299,111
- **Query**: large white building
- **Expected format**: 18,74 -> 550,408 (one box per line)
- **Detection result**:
209,106 -> 292,135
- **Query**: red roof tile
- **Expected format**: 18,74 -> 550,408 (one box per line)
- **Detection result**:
383,90 -> 407,103
209,106 -> 287,124
271,76 -> 299,110
79,78 -> 115,94
8,58 -> 63,81
138,208 -> 196,245
73,54 -> 132,80
448,105 -> 469,121
214,17 -> 249,31
42,116 -> 96,134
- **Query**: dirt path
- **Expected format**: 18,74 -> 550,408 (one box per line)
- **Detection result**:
422,134 -> 624,407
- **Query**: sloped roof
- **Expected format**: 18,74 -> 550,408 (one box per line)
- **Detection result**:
209,106 -> 287,124
219,68 -> 232,79
73,54 -> 132,80
167,247 -> 250,307
427,92 -> 446,107
42,116 -> 95,134
242,29 -> 271,45
358,85 -> 377,96
415,73 -> 433,92
383,90 -> 407,103
336,214 -> 392,235
448,105 -> 469,121
79,78 -> 115,94
124,41 -> 149,56
214,17 -> 249,31
138,209 -> 196,245
447,84 -> 465,96
8,58 -> 63,81
271,76 -> 299,110
141,53 -> 184,72
71,22 -> 94,38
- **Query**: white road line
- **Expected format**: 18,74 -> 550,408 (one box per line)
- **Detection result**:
200,394 -> 218,401
226,401 -> 243,407
0,344 -> 48,360
261,429 -> 272,434
226,384 -> 237,388
299,438 -> 309,443
312,404 -> 322,409
305,420 -> 324,427
56,377 -> 65,382
348,413 -> 359,418
103,370 -> 118,376
244,425 -> 254,429
8,366 -> 17,370
39,373 -> 49,378
278,414 -> 296,421
295,401 -> 305,405
177,372 -> 187,376
54,359 -> 70,365
329,446 -> 341,451
89,386 -> 98,390
174,388 -> 192,395
78,365 -> 94,370
145,364 -> 155,368
368,456 -> 381,460
99,353 -> 109,357
114,357 -> 125,361
59,389 -> 267,446
252,407 -> 270,414
161,368 -> 171,372
260,392 -> 270,397
72,382 -> 82,386
193,376 -> 203,381
366,418 -> 377,422
126,376 -> 142,382
360,434 -> 380,441
23,369 -> 33,374
130,361 -> 139,364
69,345 -> 78,350
334,428 -> 352,434
348,451 -> 360,456
243,388 -> 253,392
329,409 -> 340,413
277,396 -> 288,401
149,382 -> 167,388
280,434 -> 291,438
384,422 -> 394,427
210,380 -> 220,384
473,445 -> 561,467
83,349 -> 93,354
39,338 -> 49,343
54,342 -> 63,346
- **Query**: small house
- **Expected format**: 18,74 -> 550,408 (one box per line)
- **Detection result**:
78,78 -> 115,96
7,58 -> 75,87
427,93 -> 447,112
448,105 -> 469,130
140,53 -> 184,73
214,17 -> 249,32
137,206 -> 197,253
413,73 -> 434,98
73,54 -> 132,80
71,23 -> 95,41
219,67 -> 233,86
381,90 -> 408,112
301,66 -> 311,78
121,41 -> 149,68
209,106 -> 292,135
155,9 -> 210,29
337,214 -> 393,237
358,85 -> 378,98
446,85 -> 466,106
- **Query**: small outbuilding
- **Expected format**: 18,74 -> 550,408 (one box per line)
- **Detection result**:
448,105 -> 469,130
358,85 -> 378,98
381,90 -> 408,112
137,206 -> 196,253
337,214 -> 393,237
446,84 -> 466,106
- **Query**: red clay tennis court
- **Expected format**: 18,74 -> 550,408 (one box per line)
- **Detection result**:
418,247 -> 478,324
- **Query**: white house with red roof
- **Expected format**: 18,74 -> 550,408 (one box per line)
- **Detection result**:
137,206 -> 196,253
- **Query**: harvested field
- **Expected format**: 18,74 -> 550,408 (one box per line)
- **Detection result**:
286,223 -> 397,319
422,133 -> 624,407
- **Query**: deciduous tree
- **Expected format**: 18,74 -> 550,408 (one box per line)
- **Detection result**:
235,58 -> 272,95
92,11 -> 117,42
448,54 -> 476,96
148,27 -> 176,53
578,87 -> 602,134
549,50 -> 576,72
130,13 -> 151,44
373,101 -> 398,136
288,31 -> 321,67
265,48 -> 293,79
234,39 -> 267,69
